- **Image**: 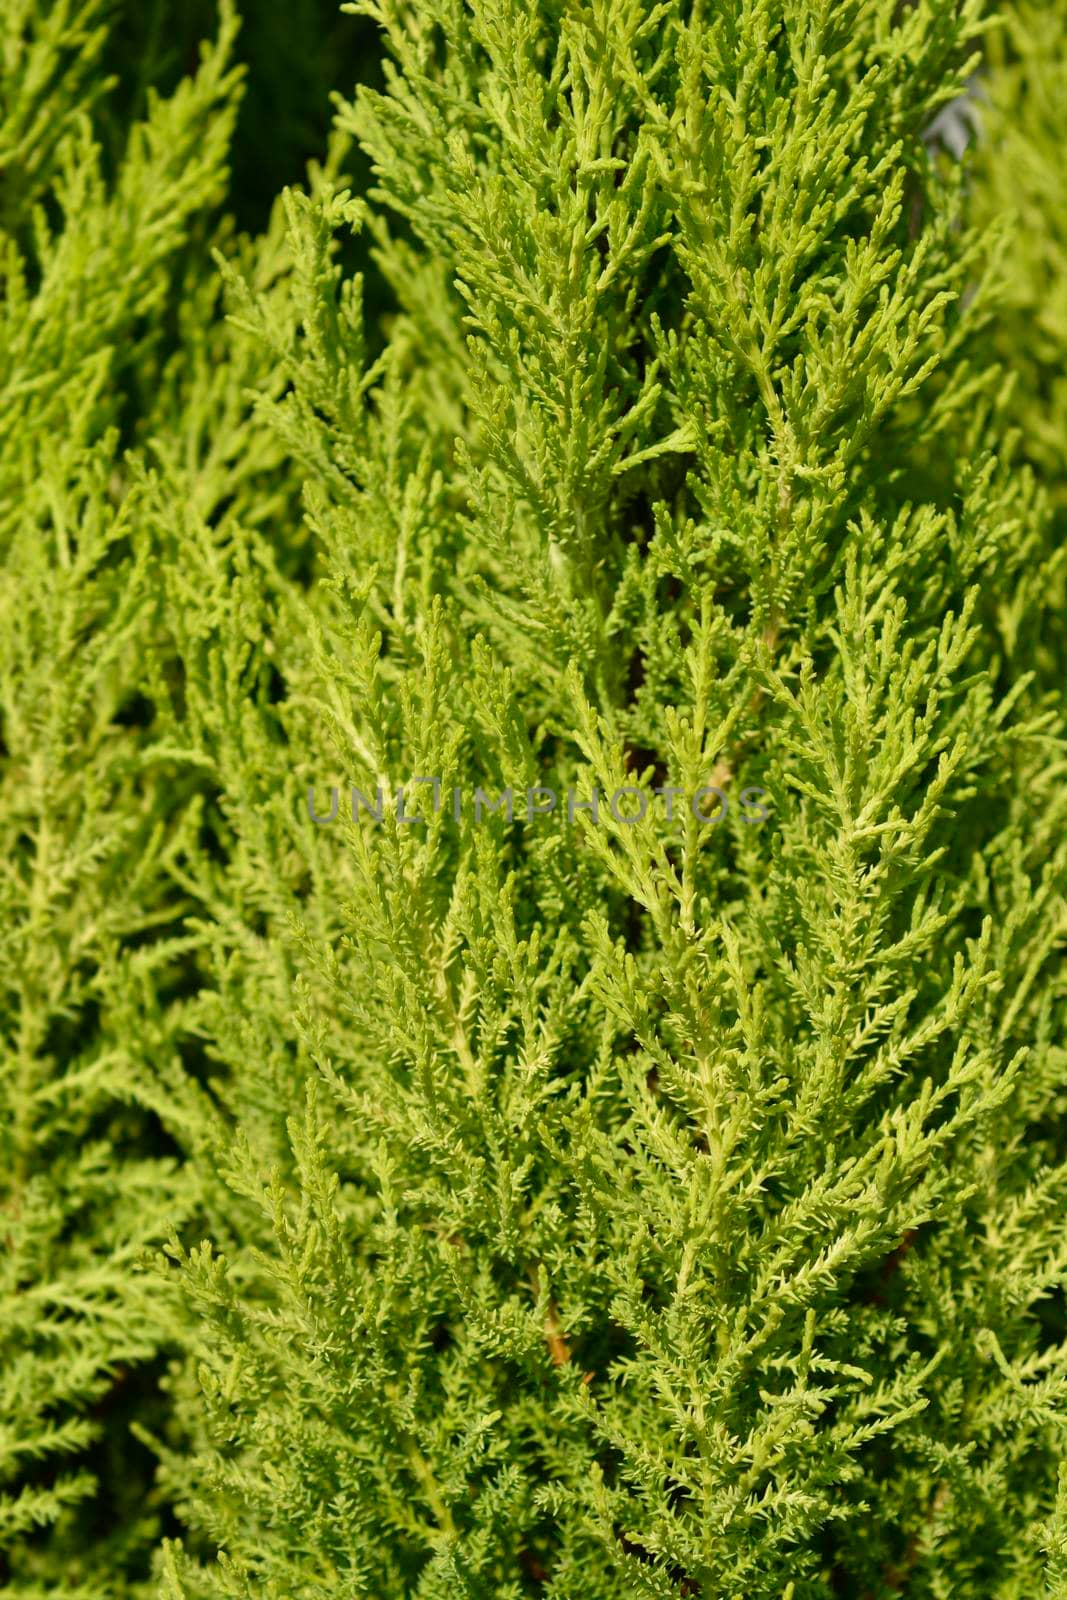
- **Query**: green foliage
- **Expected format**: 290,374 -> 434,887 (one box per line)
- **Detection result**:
1,2 -> 1065,1598
968,1 -> 1067,568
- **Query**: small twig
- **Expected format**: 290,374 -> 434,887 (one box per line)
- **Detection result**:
520,1550 -> 548,1584
708,615 -> 780,789
863,1481 -> 949,1597
528,1266 -> 571,1366
866,1229 -> 918,1307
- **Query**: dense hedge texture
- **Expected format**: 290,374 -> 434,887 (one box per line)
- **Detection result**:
1,3 -> 1065,1597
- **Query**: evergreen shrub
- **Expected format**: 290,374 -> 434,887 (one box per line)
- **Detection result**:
1,2 -> 1065,1597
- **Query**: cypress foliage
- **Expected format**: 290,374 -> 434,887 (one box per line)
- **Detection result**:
1,3 -> 1065,1598
0,2 -> 365,1591
0,7 -> 242,1590
969,2 -> 1067,532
